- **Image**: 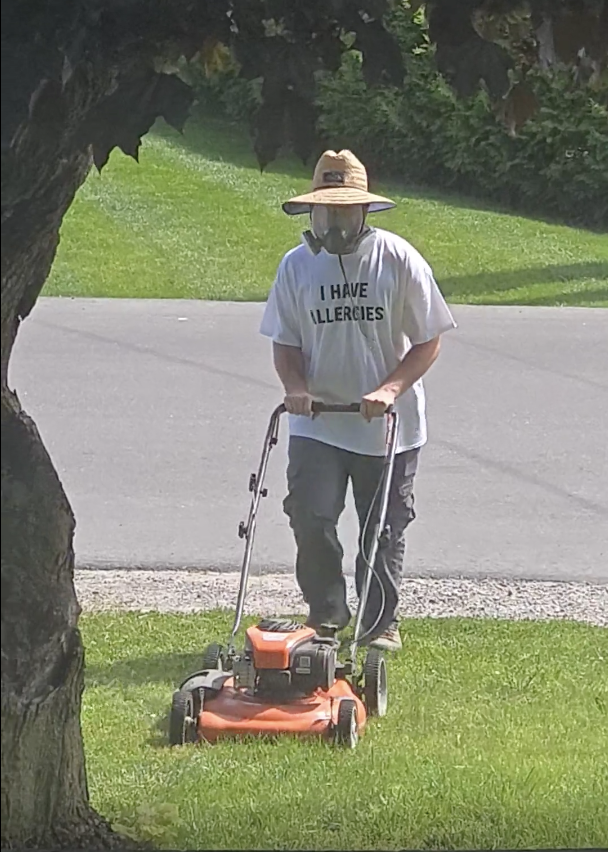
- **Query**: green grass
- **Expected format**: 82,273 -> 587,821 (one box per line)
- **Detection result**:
46,116 -> 608,306
81,610 -> 608,850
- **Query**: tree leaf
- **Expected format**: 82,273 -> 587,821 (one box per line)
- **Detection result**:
286,94 -> 318,165
232,39 -> 266,80
311,29 -> 344,73
287,44 -> 318,100
81,70 -> 194,171
427,0 -> 481,48
358,0 -> 391,19
436,37 -> 512,99
252,79 -> 288,170
354,19 -> 405,88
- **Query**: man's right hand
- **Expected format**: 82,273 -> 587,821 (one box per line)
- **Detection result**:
284,391 -> 314,417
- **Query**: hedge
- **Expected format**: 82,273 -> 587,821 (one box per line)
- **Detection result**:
193,10 -> 608,230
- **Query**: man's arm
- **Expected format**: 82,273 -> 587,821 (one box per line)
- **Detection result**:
361,248 -> 455,421
260,259 -> 313,416
273,343 -> 314,416
361,336 -> 441,421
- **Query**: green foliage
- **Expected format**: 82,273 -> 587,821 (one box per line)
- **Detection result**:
318,53 -> 608,228
195,9 -> 608,229
194,65 -> 262,126
322,7 -> 608,229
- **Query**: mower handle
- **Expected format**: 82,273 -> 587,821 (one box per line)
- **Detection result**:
231,399 -> 398,645
277,402 -> 394,415
313,402 -> 362,414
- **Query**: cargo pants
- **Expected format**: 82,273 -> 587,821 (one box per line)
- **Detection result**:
283,436 -> 419,636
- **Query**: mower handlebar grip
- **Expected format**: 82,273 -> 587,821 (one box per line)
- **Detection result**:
311,402 -> 362,414
276,402 -> 394,415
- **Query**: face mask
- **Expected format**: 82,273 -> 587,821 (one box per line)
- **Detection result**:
303,204 -> 368,255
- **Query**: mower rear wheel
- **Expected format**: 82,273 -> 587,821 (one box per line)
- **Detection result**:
333,698 -> 359,749
364,648 -> 388,717
169,689 -> 198,746
201,642 -> 224,671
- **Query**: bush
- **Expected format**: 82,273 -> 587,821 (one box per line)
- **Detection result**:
193,10 -> 608,229
316,8 -> 608,229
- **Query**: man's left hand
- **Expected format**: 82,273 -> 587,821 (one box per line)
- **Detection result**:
360,388 -> 396,422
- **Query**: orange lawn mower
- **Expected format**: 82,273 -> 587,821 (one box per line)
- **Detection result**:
168,402 -> 399,750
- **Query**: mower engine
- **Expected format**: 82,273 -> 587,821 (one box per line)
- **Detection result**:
232,618 -> 338,700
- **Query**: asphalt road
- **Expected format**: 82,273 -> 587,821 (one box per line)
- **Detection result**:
9,297 -> 608,584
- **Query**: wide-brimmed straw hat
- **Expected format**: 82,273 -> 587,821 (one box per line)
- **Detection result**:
282,149 -> 395,215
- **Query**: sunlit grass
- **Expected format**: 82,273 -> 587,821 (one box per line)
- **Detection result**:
81,610 -> 608,850
46,116 -> 608,307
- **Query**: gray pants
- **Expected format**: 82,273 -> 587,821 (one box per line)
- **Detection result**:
283,436 -> 419,636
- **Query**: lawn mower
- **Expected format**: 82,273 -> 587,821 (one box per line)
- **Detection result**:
169,401 -> 399,749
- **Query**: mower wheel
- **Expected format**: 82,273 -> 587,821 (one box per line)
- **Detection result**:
333,698 -> 359,749
364,648 -> 388,717
169,689 -> 198,746
201,642 -> 224,671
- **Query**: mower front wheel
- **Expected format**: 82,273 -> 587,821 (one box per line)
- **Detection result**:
169,689 -> 198,746
201,642 -> 224,672
333,698 -> 359,749
364,648 -> 388,717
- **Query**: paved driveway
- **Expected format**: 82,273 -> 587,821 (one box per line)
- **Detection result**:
9,298 -> 608,584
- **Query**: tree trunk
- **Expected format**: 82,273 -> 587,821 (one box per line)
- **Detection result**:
1,1 -> 194,841
0,144 -> 120,846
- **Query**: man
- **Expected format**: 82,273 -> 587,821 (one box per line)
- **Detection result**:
259,149 -> 456,651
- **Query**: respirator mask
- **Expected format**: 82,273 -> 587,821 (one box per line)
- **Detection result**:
303,204 -> 370,256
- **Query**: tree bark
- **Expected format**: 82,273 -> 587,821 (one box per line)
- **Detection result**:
1,0 -> 199,840
0,145 -> 121,845
0,5 -> 128,837
1,398 -> 100,848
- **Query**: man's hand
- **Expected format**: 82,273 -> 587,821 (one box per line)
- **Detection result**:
360,388 -> 396,422
284,390 -> 314,417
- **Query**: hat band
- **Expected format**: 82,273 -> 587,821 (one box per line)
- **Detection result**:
312,182 -> 368,193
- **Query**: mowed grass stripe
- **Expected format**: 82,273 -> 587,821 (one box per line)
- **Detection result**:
50,194 -> 187,299
81,611 -> 608,850
151,121 -> 608,301
71,151 -> 296,300
46,116 -> 608,305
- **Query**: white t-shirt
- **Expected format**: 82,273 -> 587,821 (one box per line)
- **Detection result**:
259,227 -> 457,456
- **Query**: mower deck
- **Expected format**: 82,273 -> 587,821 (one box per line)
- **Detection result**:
197,676 -> 367,743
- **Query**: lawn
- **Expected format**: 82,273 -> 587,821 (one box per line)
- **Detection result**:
81,610 -> 608,851
46,116 -> 608,307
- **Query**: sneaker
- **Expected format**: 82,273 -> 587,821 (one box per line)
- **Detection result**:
369,621 -> 403,652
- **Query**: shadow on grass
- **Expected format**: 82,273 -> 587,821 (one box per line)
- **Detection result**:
152,112 -> 314,181
86,651 -> 203,688
153,112 -> 608,234
439,262 -> 608,301
87,651 -> 207,747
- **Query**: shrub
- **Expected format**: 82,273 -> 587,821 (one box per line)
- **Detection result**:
193,10 -> 608,229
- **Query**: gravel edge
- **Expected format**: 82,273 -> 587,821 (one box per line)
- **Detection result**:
75,570 -> 607,627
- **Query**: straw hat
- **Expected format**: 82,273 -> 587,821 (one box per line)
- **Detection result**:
282,149 -> 395,215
